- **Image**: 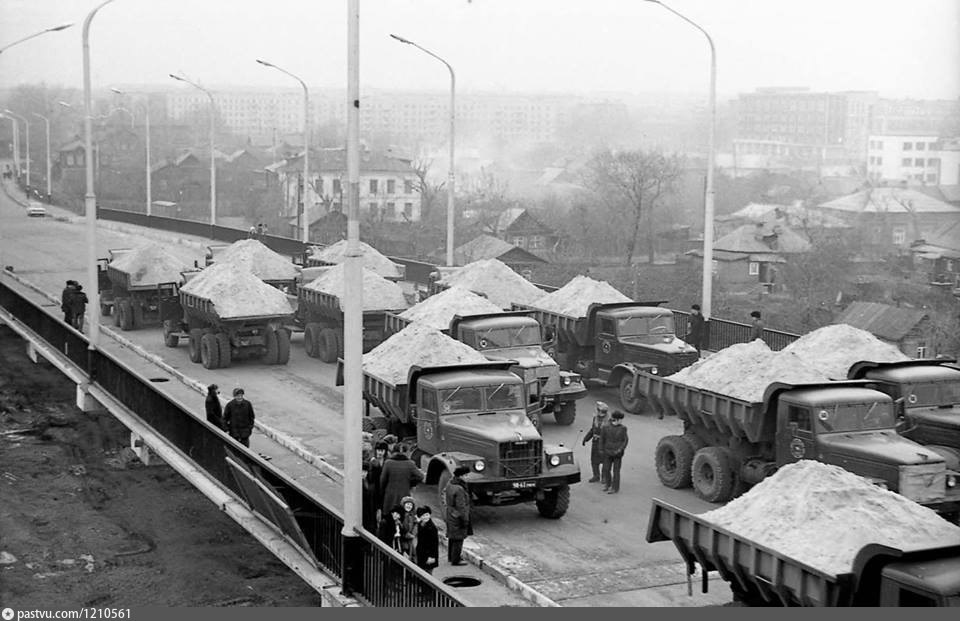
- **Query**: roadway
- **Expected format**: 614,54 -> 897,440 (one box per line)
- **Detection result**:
0,181 -> 732,607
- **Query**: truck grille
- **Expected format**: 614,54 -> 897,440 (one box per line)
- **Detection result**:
499,440 -> 542,478
658,351 -> 700,375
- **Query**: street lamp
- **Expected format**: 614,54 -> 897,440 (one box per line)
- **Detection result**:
111,87 -> 151,216
390,33 -> 456,267
169,73 -> 217,229
256,59 -> 311,244
31,112 -> 51,198
3,109 -> 30,188
1,113 -> 20,177
0,23 -> 72,55
644,0 -> 717,321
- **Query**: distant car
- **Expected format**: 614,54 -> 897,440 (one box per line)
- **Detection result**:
26,202 -> 47,218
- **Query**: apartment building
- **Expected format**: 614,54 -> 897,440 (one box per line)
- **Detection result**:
867,135 -> 960,186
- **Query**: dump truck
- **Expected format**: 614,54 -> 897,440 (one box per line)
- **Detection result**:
337,360 -> 581,518
513,301 -> 699,413
159,268 -> 294,369
640,373 -> 960,517
847,358 -> 960,469
98,247 -> 185,331
384,310 -> 587,426
647,498 -> 960,606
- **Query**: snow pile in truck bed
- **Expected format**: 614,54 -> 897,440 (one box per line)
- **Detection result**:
363,321 -> 489,385
308,240 -> 404,279
667,340 -> 831,401
108,243 -> 190,287
398,286 -> 503,331
217,239 -> 299,282
180,263 -> 294,318
529,275 -> 631,317
701,460 -> 960,575
781,323 -> 911,380
437,259 -> 544,309
302,264 -> 409,311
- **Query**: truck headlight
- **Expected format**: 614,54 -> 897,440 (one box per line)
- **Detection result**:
549,455 -> 561,467
473,461 -> 485,472
650,367 -> 659,375
948,474 -> 957,489
561,376 -> 571,387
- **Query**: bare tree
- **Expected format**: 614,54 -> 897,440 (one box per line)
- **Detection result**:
580,147 -> 683,265
412,157 -> 442,221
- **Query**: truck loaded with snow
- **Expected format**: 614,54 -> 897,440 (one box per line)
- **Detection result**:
647,461 -> 960,606
383,286 -> 587,426
513,275 -> 699,413
98,244 -> 189,331
159,263 -> 295,369
295,264 -> 410,362
302,240 -> 406,281
643,337 -> 960,519
426,258 -> 546,310
338,321 -> 581,518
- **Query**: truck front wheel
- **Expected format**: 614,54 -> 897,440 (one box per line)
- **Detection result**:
619,375 -> 645,414
536,485 -> 570,519
200,333 -> 221,369
553,402 -> 576,426
655,435 -> 695,489
692,447 -> 735,503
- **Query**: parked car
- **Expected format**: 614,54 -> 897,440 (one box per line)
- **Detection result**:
26,201 -> 47,218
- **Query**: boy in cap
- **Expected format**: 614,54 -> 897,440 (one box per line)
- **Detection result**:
582,401 -> 610,484
414,505 -> 439,574
599,410 -> 629,494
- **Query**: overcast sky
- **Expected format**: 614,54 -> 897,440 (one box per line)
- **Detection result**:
2,0 -> 959,100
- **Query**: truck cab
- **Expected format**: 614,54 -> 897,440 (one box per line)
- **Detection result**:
590,304 -> 699,379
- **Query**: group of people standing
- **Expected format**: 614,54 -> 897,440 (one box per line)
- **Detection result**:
205,384 -> 256,447
582,401 -> 630,494
60,280 -> 88,331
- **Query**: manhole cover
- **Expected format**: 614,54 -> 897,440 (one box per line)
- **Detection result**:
442,575 -> 481,588
148,377 -> 170,383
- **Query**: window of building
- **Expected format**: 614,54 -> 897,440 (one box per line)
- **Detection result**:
902,158 -> 912,167
927,157 -> 939,167
893,229 -> 906,245
916,342 -> 927,358
927,173 -> 937,183
869,156 -> 875,165
404,179 -> 413,193
748,262 -> 760,276
404,203 -> 413,218
903,142 -> 913,150
915,158 -> 924,167
511,235 -> 525,248
916,142 -> 926,151
869,140 -> 875,149
385,202 -> 396,219
369,179 -> 378,194
387,179 -> 395,194
529,235 -> 545,250
876,140 -> 883,149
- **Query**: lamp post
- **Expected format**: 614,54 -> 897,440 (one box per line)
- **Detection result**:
1,114 -> 19,177
111,88 -> 151,216
644,0 -> 716,321
390,34 -> 456,267
257,59 -> 311,244
169,73 -> 217,229
31,112 -> 51,198
3,110 -> 29,188
0,23 -> 72,55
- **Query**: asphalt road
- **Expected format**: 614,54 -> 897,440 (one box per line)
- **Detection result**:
0,180 -> 732,606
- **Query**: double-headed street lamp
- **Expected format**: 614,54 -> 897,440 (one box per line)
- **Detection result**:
644,0 -> 717,321
390,34 -> 456,267
169,73 -> 217,229
3,109 -> 30,188
111,87 -> 151,216
31,112 -> 51,198
256,59 -> 311,244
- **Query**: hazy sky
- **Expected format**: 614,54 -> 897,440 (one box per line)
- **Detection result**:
2,0 -> 959,100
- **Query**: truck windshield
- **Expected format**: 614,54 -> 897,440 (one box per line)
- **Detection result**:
618,314 -> 675,337
438,384 -> 524,413
484,383 -> 524,410
814,402 -> 895,433
479,326 -> 541,349
440,387 -> 483,414
903,381 -> 960,408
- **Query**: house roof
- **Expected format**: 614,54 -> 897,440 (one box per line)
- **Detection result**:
716,203 -> 784,222
916,184 -> 960,205
712,223 -> 812,254
816,187 -> 960,215
57,137 -> 84,152
834,301 -> 928,341
451,234 -> 547,266
919,218 -> 960,254
496,207 -> 525,232
270,148 -> 413,174
717,202 -> 850,229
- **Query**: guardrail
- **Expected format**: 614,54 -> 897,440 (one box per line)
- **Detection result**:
0,277 -> 464,607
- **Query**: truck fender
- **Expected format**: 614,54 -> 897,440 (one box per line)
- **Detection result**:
607,363 -> 657,388
926,445 -> 960,472
425,452 -> 482,485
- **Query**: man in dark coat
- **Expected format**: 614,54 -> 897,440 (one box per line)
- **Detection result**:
223,387 -> 255,447
749,310 -> 764,342
414,505 -> 439,574
687,304 -> 705,355
379,444 -> 424,514
444,465 -> 472,566
581,401 -> 609,484
600,411 -> 629,494
69,284 -> 88,331
61,280 -> 77,325
363,441 -> 389,532
205,384 -> 223,429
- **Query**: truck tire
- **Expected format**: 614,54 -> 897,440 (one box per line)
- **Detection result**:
619,375 -> 645,414
216,332 -> 231,368
163,320 -> 179,347
553,402 -> 576,426
119,299 -> 134,331
132,301 -> 144,329
188,328 -> 203,363
275,328 -> 291,365
692,447 -> 736,503
200,333 -> 220,369
535,485 -> 570,519
655,435 -> 695,489
264,328 -> 279,364
318,328 -> 338,363
304,323 -> 320,358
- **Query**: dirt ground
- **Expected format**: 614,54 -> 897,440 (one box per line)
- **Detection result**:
0,326 -> 321,608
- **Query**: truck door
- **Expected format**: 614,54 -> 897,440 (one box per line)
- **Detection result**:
775,404 -> 815,466
595,315 -> 619,375
416,387 -> 441,455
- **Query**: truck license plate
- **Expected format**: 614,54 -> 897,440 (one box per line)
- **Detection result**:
511,480 -> 537,489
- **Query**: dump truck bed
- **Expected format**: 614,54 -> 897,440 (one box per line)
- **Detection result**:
179,290 -> 292,323
361,372 -> 410,422
384,311 -> 412,338
511,303 -> 590,347
106,265 -> 178,292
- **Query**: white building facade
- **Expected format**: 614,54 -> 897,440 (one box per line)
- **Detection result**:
867,134 -> 960,185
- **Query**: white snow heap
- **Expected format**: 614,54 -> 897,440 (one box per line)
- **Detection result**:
108,243 -> 190,287
308,240 -> 404,280
398,286 -> 504,331
437,259 -> 544,309
217,239 -> 300,282
668,340 -> 831,401
363,321 -> 489,385
180,263 -> 294,319
302,264 -> 409,311
701,460 -> 960,575
781,323 -> 911,380
530,275 -> 631,318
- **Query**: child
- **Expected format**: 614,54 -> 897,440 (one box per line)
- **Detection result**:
414,505 -> 439,574
399,496 -> 418,559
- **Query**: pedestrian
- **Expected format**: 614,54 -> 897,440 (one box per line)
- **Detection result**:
444,465 -> 472,566
205,384 -> 223,429
687,304 -> 705,355
256,223 -> 265,238
61,280 -> 77,325
600,411 -> 629,494
223,387 -> 255,447
414,505 -> 439,574
69,284 -> 88,331
363,441 -> 389,532
581,401 -> 610,484
749,310 -> 764,342
399,495 -> 418,559
379,443 -> 424,514
377,504 -> 406,554
248,226 -> 257,239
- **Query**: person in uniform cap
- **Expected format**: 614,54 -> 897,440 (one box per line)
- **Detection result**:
599,410 -> 629,494
582,401 -> 610,484
444,465 -> 472,565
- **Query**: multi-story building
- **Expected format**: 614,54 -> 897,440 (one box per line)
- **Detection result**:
871,99 -> 960,136
867,135 -> 960,186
